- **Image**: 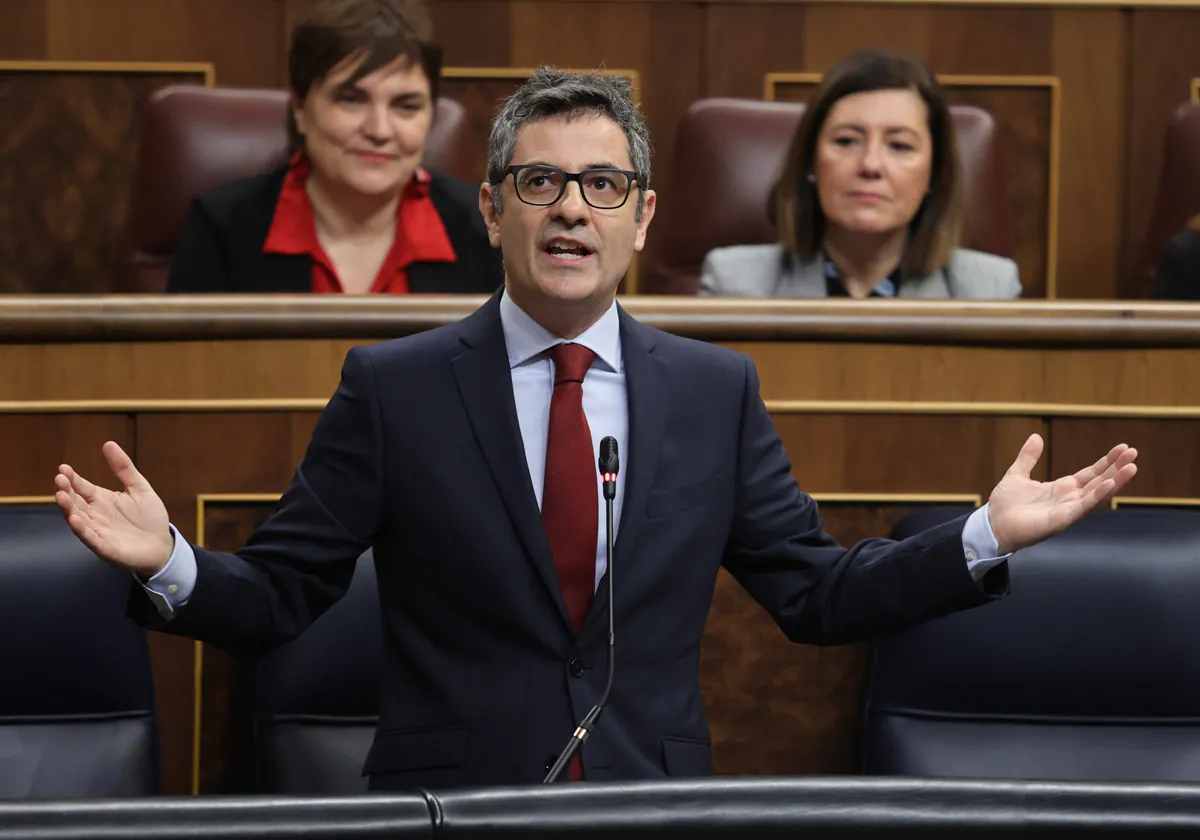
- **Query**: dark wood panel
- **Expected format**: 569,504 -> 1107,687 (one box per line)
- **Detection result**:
926,7 -> 1053,75
0,1 -> 46,58
1050,9 -> 1126,300
1049,418 -> 1200,499
197,500 -> 279,794
772,414 -> 1046,493
704,3 -> 811,97
133,411 -> 319,795
0,68 -> 207,293
0,413 -> 131,494
942,84 -> 1052,299
1125,10 -> 1200,297
433,0 -> 513,67
44,0 -> 282,86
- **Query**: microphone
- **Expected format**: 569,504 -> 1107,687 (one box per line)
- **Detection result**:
543,435 -> 619,784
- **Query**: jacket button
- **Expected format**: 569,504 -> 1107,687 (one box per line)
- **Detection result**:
569,657 -> 585,678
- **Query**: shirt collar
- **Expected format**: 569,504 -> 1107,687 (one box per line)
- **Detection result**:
499,289 -> 622,374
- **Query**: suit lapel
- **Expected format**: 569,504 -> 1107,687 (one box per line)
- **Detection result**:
585,308 -> 668,631
451,295 -> 572,631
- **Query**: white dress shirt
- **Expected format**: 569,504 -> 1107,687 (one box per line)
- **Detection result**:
141,291 -> 1005,616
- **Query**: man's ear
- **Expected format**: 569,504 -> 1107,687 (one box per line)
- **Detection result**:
633,189 -> 656,252
479,182 -> 503,249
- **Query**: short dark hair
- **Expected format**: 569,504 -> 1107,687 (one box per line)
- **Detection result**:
770,49 -> 964,277
486,67 -> 652,221
286,0 -> 443,152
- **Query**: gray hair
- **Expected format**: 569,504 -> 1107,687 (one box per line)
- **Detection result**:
486,66 -> 652,220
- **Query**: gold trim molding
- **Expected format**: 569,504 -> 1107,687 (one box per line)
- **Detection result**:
1111,495 -> 1200,509
763,73 -> 1061,299
811,492 -> 982,506
7,398 -> 1200,418
0,60 -> 216,86
765,400 -> 1200,418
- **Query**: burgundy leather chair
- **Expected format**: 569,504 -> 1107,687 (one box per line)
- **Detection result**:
1138,101 -> 1200,297
122,85 -> 474,293
645,97 -> 1013,295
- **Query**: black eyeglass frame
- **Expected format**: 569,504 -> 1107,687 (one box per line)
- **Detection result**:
500,164 -> 640,209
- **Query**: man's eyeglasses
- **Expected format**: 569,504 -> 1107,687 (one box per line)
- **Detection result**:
503,165 -> 638,209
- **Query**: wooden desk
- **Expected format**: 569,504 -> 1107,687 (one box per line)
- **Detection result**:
5,295 -> 1200,794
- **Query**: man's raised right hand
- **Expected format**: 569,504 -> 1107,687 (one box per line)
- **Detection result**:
54,441 -> 174,578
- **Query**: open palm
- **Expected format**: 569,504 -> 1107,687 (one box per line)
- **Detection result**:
988,434 -> 1138,555
54,441 -> 174,577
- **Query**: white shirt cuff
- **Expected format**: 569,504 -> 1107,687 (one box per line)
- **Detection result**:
962,502 -> 1011,581
135,525 -> 197,619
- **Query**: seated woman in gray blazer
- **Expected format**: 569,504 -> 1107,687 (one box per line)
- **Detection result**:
701,49 -> 1021,300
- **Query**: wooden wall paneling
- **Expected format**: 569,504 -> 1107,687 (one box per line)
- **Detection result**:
1049,418 -> 1200,499
0,339 -> 361,403
739,342 -> 1200,410
766,73 -> 1057,299
703,3 -> 812,98
1050,9 -> 1126,300
698,412 -> 1046,775
133,411 -> 319,795
941,76 -> 1057,299
800,4 -> 935,68
0,413 -> 132,494
432,0 -> 515,67
1124,10 -> 1200,297
0,62 -> 210,294
195,495 -> 284,794
0,0 -> 46,59
43,0 -> 283,87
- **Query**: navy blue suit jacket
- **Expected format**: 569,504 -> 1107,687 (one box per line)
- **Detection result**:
132,291 -> 1006,789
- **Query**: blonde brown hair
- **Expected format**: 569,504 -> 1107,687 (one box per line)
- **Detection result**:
286,0 -> 442,152
770,49 -> 964,278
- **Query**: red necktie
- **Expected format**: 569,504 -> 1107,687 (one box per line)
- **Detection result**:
542,343 -> 597,782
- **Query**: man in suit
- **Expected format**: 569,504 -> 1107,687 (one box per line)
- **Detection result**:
55,67 -> 1137,791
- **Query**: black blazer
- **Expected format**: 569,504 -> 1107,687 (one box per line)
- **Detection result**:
166,164 -> 504,294
1152,228 -> 1200,301
129,291 -> 1007,791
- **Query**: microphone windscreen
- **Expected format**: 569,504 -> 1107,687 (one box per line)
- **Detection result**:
599,436 -> 619,475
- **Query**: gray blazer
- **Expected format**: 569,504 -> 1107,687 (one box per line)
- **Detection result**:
700,243 -> 1022,299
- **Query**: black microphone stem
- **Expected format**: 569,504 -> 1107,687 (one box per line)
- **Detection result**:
543,495 -> 617,784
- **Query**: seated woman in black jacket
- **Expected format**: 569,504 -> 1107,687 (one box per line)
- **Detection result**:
167,0 -> 503,295
1152,214 -> 1200,301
